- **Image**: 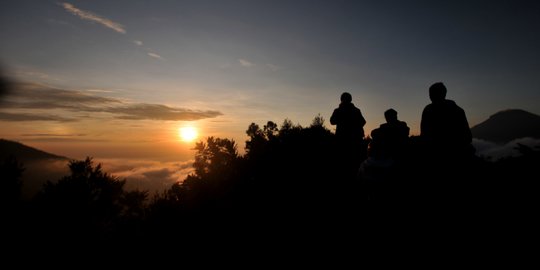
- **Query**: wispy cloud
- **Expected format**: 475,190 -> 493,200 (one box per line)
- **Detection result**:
133,40 -> 143,46
85,89 -> 116,93
12,69 -> 61,82
19,133 -> 106,142
109,104 -> 221,121
266,64 -> 282,71
239,59 -> 255,67
147,52 -> 163,60
21,133 -> 86,137
19,137 -> 107,143
60,2 -> 126,34
0,111 -> 75,122
1,82 -> 222,122
2,82 -> 119,110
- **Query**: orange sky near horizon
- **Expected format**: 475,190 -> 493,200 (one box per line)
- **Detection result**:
2,1 -> 540,163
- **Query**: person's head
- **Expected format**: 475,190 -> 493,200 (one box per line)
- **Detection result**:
340,92 -> 352,104
429,82 -> 447,103
384,108 -> 398,123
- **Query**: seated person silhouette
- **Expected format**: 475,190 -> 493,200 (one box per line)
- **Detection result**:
360,109 -> 409,200
420,82 -> 473,160
369,109 -> 410,161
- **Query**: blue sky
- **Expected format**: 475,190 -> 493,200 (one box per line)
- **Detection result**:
1,0 -> 539,160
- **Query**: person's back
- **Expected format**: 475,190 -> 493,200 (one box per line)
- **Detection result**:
330,92 -> 366,141
330,92 -> 367,180
361,109 -> 409,201
379,109 -> 409,159
421,82 -> 472,153
368,109 -> 409,160
420,82 -> 475,201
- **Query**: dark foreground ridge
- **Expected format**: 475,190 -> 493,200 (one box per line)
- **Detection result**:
2,116 -> 538,247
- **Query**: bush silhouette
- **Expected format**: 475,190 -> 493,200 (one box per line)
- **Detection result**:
8,115 -> 539,244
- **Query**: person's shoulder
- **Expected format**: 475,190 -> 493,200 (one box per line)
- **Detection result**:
444,99 -> 457,106
444,99 -> 466,112
423,103 -> 435,111
371,127 -> 382,137
351,104 -> 362,113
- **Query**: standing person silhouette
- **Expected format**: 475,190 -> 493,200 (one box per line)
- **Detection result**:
420,82 -> 474,201
330,92 -> 367,180
421,82 -> 473,159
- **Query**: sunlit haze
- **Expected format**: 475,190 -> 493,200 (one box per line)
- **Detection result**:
1,0 -> 539,162
179,126 -> 198,142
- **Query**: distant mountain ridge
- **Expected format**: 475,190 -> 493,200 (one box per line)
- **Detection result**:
0,139 -> 67,162
471,109 -> 540,143
0,139 -> 69,199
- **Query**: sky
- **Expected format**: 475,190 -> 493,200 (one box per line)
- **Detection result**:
1,0 -> 540,164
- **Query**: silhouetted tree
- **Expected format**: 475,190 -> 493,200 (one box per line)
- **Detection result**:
145,138 -> 246,242
120,189 -> 148,219
1,155 -> 25,240
35,157 -> 126,240
0,155 -> 24,206
311,113 -> 325,128
264,121 -> 278,139
193,137 -> 239,178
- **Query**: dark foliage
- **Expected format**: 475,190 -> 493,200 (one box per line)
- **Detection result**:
0,155 -> 24,206
21,158 -> 147,245
6,116 -> 539,246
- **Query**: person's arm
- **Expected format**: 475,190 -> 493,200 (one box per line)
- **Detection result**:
402,123 -> 410,137
330,109 -> 339,125
358,109 -> 366,127
420,107 -> 429,137
459,108 -> 472,144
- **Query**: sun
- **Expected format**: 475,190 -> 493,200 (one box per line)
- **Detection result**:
179,126 -> 198,142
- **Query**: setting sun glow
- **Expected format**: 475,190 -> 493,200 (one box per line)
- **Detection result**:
179,126 -> 198,142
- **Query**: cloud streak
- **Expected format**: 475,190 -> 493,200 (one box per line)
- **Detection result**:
147,52 -> 163,60
21,133 -> 86,137
0,111 -> 74,122
239,59 -> 255,67
0,82 -> 222,122
61,2 -> 126,34
109,104 -> 222,121
59,3 -> 165,60
266,64 -> 282,71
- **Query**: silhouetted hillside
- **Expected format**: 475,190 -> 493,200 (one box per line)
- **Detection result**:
471,109 -> 540,143
0,139 -> 69,199
0,139 -> 67,161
